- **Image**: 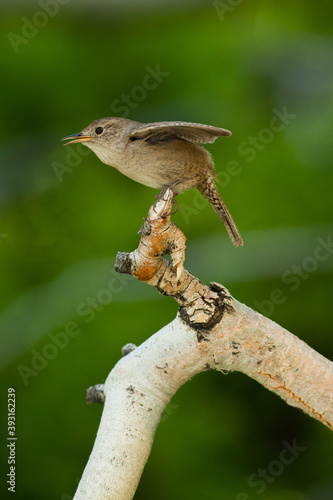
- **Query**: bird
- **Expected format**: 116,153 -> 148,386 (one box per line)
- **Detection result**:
62,117 -> 243,246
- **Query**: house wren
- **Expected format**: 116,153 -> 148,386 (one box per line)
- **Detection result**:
62,118 -> 243,246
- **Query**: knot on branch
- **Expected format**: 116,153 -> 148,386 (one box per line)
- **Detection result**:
86,384 -> 105,405
178,281 -> 234,333
115,188 -> 234,330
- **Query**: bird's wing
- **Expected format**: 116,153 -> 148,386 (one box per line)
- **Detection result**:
129,121 -> 231,144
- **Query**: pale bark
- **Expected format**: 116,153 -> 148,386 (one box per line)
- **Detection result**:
73,189 -> 333,500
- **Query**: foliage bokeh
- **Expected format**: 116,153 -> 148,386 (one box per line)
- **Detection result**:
1,1 -> 332,499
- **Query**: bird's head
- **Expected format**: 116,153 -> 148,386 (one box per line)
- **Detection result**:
62,117 -> 135,164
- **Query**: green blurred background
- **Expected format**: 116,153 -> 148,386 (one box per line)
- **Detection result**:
1,0 -> 333,498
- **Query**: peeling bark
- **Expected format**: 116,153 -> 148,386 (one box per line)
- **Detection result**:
115,189 -> 232,329
73,189 -> 333,500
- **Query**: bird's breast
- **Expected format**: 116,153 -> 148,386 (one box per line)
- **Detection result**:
112,139 -> 211,191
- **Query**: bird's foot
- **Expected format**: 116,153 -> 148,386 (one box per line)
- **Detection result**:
155,187 -> 168,202
137,217 -> 152,236
171,196 -> 178,214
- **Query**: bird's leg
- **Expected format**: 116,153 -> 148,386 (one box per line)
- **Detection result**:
155,187 -> 168,202
137,217 -> 151,235
171,194 -> 178,214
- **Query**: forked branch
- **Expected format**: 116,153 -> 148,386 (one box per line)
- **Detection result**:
73,189 -> 333,500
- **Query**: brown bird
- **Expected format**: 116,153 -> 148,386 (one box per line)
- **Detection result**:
62,118 -> 243,246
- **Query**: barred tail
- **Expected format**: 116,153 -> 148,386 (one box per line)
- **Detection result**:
198,177 -> 243,247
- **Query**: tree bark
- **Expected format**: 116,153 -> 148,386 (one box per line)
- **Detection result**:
73,189 -> 333,500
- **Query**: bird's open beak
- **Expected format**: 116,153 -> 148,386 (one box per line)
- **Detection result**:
61,133 -> 94,145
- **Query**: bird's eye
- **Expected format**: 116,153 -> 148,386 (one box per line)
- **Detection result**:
95,126 -> 104,135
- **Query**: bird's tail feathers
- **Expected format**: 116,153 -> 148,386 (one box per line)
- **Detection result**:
198,177 -> 243,247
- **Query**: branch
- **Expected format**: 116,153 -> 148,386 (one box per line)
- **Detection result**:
73,189 -> 333,500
